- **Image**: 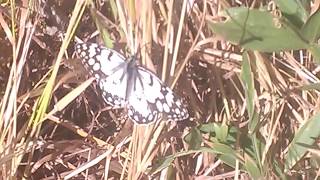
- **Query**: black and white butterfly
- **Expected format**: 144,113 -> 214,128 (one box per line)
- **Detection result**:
75,43 -> 189,124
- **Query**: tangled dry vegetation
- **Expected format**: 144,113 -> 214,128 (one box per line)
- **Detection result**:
1,0 -> 320,179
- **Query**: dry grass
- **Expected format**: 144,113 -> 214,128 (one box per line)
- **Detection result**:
1,0 -> 320,179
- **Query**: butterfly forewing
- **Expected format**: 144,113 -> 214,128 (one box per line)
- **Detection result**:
75,43 -> 126,77
75,43 -> 127,107
75,42 -> 189,124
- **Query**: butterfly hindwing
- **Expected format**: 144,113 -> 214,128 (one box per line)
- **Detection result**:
127,67 -> 189,124
126,67 -> 161,123
98,69 -> 128,107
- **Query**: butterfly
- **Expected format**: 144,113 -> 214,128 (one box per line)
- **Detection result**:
74,42 -> 189,124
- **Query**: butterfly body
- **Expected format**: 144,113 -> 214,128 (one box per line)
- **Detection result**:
75,43 -> 189,124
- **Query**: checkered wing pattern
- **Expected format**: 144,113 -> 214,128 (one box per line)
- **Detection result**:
75,43 -> 189,124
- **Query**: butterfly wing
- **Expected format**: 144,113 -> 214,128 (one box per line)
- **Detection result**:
127,66 -> 189,124
75,43 -> 189,124
98,67 -> 128,107
75,43 -> 128,107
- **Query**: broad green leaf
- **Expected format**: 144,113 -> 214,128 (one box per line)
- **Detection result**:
208,7 -> 309,52
244,154 -> 263,179
284,112 -> 320,171
301,9 -> 320,42
198,123 -> 216,133
184,127 -> 202,149
309,45 -> 320,64
208,144 -> 243,168
198,123 -> 238,145
275,0 -> 308,28
273,160 -> 288,180
150,149 -> 200,174
214,123 -> 229,142
150,145 -> 244,174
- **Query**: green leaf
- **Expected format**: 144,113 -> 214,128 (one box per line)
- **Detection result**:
90,7 -> 114,48
275,0 -> 308,28
208,7 -> 309,52
198,123 -> 237,144
198,123 -> 216,133
244,154 -> 263,179
150,144 -> 245,175
298,82 -> 320,91
207,145 -> 243,168
273,160 -> 288,180
240,52 -> 259,132
301,9 -> 320,42
184,127 -> 202,149
240,52 -> 254,119
284,112 -> 320,171
214,123 -> 229,142
309,45 -> 320,65
150,149 -> 200,174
